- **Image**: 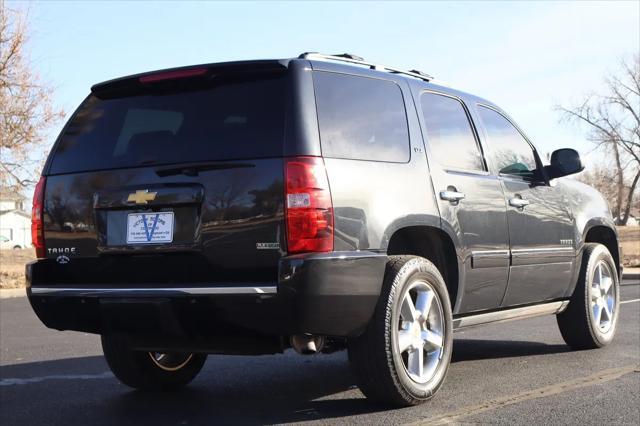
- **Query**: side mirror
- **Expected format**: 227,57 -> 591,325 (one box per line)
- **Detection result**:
545,148 -> 584,179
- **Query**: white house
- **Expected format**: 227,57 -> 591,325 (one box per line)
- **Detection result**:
626,214 -> 640,227
0,191 -> 31,248
618,208 -> 640,227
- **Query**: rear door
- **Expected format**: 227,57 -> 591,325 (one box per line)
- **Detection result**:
476,105 -> 576,306
417,91 -> 510,313
41,68 -> 289,286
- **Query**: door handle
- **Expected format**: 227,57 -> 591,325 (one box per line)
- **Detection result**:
440,190 -> 466,202
509,197 -> 530,208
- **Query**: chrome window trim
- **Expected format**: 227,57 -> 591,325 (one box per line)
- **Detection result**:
443,167 -> 492,178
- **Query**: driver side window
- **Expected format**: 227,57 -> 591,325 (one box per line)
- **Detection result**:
477,106 -> 538,180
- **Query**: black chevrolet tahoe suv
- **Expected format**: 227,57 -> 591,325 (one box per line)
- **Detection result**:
27,53 -> 622,406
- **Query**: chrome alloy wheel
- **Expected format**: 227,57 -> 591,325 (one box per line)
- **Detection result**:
395,280 -> 445,384
590,260 -> 616,333
148,352 -> 194,372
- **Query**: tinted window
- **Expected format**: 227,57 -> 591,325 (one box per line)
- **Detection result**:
314,72 -> 409,162
49,74 -> 286,174
420,93 -> 484,171
477,106 -> 538,180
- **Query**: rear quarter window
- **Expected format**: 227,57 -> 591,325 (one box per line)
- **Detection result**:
313,72 -> 410,163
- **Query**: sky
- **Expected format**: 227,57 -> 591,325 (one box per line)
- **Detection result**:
11,0 -> 640,168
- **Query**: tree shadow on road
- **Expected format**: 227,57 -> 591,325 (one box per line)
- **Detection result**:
0,339 -> 573,425
0,352 -> 384,425
452,339 -> 571,362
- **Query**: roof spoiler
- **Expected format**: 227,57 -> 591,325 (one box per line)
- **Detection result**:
91,60 -> 289,99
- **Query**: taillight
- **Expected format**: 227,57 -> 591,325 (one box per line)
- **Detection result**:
31,176 -> 46,258
285,157 -> 334,254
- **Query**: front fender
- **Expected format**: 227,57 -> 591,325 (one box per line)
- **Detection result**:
557,179 -> 616,247
557,179 -> 620,286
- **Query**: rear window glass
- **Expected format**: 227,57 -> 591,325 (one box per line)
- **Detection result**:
48,74 -> 286,174
313,72 -> 410,162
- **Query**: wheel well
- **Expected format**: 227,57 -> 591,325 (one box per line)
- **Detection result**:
386,226 -> 459,308
585,226 -> 620,275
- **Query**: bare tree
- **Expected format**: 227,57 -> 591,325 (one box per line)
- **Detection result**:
557,56 -> 640,225
0,1 -> 63,191
578,166 -> 634,213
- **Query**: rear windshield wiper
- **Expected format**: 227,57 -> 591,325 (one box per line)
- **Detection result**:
155,162 -> 255,177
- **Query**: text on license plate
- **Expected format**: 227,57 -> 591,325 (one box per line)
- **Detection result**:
126,212 -> 174,244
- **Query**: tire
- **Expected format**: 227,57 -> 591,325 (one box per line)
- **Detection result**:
101,334 -> 207,390
557,243 -> 620,350
347,256 -> 453,407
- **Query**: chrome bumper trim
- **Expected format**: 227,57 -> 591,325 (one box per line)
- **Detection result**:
29,286 -> 278,296
453,300 -> 569,330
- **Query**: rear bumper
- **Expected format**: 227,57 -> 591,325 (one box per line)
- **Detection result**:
26,251 -> 386,339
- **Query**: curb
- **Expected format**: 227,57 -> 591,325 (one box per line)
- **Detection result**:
623,268 -> 640,281
0,288 -> 26,299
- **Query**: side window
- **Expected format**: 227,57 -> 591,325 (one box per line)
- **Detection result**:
477,106 -> 538,180
313,72 -> 410,162
420,92 -> 485,172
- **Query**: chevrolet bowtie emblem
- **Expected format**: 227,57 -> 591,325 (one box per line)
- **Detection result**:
127,190 -> 158,205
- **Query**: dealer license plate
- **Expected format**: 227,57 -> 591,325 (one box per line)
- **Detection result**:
126,212 -> 174,244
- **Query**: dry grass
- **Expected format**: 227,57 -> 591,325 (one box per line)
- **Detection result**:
0,248 -> 34,289
0,227 -> 637,289
617,226 -> 640,268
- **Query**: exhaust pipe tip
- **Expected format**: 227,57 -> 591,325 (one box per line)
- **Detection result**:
290,334 -> 325,355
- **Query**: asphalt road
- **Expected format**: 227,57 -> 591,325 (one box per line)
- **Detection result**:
1,280 -> 638,425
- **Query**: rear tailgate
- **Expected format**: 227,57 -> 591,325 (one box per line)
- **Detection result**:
38,66 -> 288,286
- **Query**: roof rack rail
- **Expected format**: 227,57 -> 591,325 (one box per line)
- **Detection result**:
298,52 -> 434,82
